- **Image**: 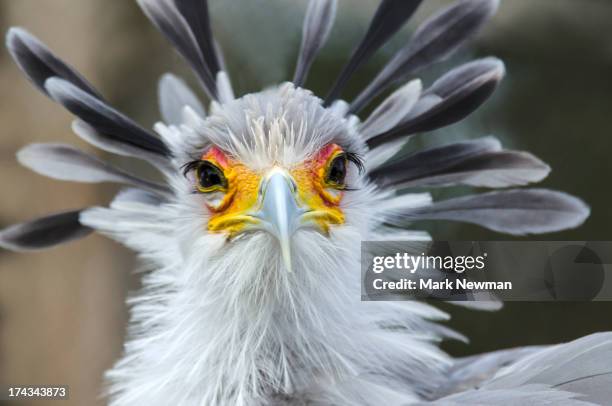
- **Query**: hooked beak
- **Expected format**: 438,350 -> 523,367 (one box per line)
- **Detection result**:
251,168 -> 306,272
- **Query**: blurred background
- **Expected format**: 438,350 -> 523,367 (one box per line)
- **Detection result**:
1,0 -> 611,404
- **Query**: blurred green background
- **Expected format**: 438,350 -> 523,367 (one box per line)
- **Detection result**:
1,0 -> 612,404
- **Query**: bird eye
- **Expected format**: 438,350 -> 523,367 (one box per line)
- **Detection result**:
325,154 -> 347,187
195,161 -> 227,192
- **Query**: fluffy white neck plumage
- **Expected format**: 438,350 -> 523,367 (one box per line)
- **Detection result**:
92,199 -> 448,405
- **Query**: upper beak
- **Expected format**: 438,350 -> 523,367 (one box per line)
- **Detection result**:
251,168 -> 306,272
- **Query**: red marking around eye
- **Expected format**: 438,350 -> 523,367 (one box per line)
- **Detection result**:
312,144 -> 343,167
202,146 -> 230,167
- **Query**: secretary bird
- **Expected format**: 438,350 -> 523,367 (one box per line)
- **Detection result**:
1,0 -> 610,404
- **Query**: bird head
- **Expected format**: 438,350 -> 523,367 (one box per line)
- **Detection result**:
164,84 -> 369,274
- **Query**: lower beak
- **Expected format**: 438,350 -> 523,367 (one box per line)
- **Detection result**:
252,168 -> 305,272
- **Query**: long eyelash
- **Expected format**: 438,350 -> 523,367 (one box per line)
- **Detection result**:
181,160 -> 201,177
334,152 -> 364,192
345,152 -> 365,174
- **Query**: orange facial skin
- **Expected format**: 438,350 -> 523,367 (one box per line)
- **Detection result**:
198,144 -> 347,236
200,147 -> 261,235
291,144 -> 345,233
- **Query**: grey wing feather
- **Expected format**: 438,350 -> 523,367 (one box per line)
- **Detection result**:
487,332 -> 612,404
434,346 -> 547,398
415,385 -> 596,405
420,333 -> 612,405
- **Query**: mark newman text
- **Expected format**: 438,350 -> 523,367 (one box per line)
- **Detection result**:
373,278 -> 512,291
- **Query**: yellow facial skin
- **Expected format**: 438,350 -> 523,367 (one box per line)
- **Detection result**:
291,145 -> 346,233
200,147 -> 261,236
196,145 -> 348,237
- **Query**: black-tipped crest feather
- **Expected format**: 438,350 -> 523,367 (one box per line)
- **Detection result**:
349,0 -> 499,113
393,189 -> 589,235
325,0 -> 424,104
45,78 -> 171,157
367,59 -> 504,148
6,28 -> 102,98
17,143 -> 171,195
294,0 -> 337,87
0,210 -> 92,251
138,0 -> 221,100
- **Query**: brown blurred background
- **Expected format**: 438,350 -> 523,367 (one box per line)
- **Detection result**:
1,0 -> 612,405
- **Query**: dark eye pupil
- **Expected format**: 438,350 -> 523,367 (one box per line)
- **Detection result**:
198,163 -> 224,188
328,157 -> 347,185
